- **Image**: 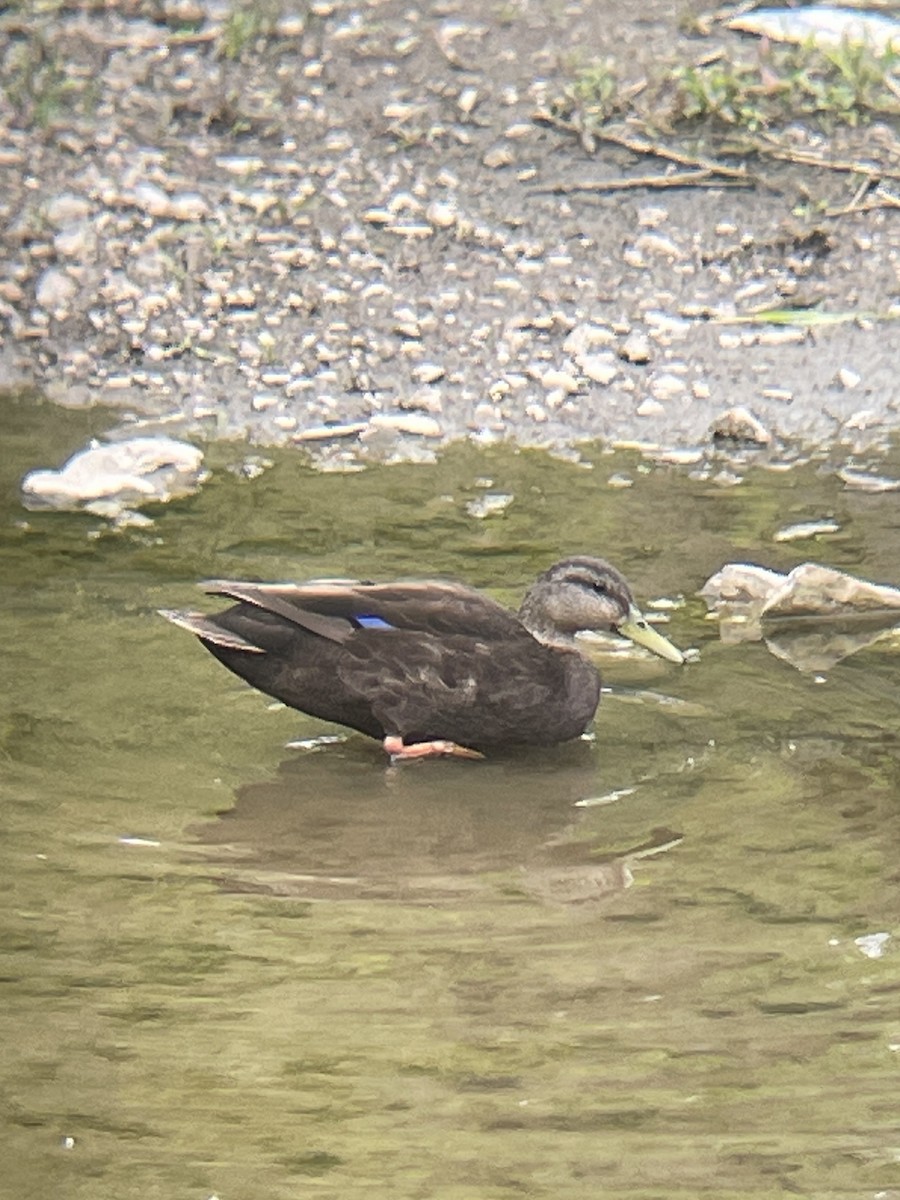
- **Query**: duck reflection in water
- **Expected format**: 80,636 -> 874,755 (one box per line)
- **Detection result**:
190,741 -> 684,907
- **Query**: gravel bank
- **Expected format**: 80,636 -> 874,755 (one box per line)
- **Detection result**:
2,0 -> 899,472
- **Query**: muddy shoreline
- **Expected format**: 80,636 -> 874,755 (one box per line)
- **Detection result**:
2,1 -> 899,474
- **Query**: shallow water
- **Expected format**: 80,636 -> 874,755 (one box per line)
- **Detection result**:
2,392 -> 899,1199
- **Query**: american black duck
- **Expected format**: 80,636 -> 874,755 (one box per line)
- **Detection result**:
160,556 -> 684,760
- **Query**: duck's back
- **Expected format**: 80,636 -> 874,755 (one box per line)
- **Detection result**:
185,579 -> 602,747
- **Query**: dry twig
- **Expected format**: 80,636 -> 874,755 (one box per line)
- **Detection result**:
532,168 -> 751,195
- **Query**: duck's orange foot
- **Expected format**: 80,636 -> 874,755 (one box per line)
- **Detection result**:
383,735 -> 484,761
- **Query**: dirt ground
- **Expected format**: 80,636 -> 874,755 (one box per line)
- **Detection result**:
1,0 -> 899,471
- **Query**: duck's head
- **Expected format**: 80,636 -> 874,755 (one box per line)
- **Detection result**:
518,556 -> 685,663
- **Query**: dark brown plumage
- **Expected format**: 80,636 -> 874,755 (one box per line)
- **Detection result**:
160,556 -> 684,759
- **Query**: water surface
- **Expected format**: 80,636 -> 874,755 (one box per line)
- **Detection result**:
2,393 -> 899,1199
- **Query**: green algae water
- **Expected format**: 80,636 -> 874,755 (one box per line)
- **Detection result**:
2,391 -> 899,1199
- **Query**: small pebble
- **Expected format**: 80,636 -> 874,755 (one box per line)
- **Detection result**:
132,182 -> 172,216
369,413 -> 442,437
293,422 -> 367,442
837,366 -> 861,389
838,468 -> 900,492
633,232 -> 682,259
411,363 -> 445,384
466,492 -> 513,518
637,398 -> 665,418
774,520 -> 840,542
425,200 -> 458,228
44,194 -> 92,226
651,447 -> 704,466
169,193 -> 209,221
710,406 -> 772,446
35,268 -> 77,310
541,368 -> 579,394
649,372 -> 687,401
619,332 -> 652,364
578,354 -> 618,386
854,932 -> 891,959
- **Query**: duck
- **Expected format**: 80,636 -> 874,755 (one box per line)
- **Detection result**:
159,556 -> 685,760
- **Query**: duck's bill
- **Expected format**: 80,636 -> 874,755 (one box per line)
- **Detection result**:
617,606 -> 685,664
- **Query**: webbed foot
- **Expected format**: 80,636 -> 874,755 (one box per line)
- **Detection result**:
383,735 -> 484,761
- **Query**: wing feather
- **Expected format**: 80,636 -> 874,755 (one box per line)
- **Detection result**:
202,581 -> 356,643
201,577 -> 529,642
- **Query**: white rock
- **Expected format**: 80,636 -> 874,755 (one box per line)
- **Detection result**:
540,368 -> 579,394
645,310 -> 691,338
729,7 -> 900,54
411,362 -> 445,384
757,327 -> 806,346
458,86 -> 479,116
578,354 -> 618,386
837,366 -> 861,389
403,387 -> 443,413
132,182 -> 172,216
251,393 -> 279,411
563,323 -> 615,356
633,232 -> 682,259
466,492 -> 513,519
710,406 -> 772,445
637,205 -> 669,228
843,409 -> 880,431
651,447 -> 704,465
293,422 -> 367,442
637,398 -> 665,417
619,332 -> 652,364
700,563 -> 788,609
21,437 -> 206,514
53,223 -> 96,258
838,468 -> 900,492
215,156 -> 265,176
774,520 -> 840,542
35,268 -> 77,311
483,146 -> 514,169
425,200 -> 459,228
649,372 -> 687,401
368,413 -> 442,437
854,932 -> 891,959
168,192 -> 209,221
44,193 -> 92,227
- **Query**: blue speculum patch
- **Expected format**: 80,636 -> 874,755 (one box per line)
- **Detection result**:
355,614 -> 394,630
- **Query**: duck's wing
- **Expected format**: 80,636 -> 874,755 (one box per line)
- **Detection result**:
201,578 -> 529,644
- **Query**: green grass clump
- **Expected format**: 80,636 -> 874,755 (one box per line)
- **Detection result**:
568,38 -> 899,137
671,40 -> 899,131
0,25 -> 88,127
217,1 -> 293,61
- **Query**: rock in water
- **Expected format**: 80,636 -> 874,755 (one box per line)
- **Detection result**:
21,436 -> 207,516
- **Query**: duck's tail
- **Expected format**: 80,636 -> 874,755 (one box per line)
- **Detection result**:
157,609 -> 264,653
